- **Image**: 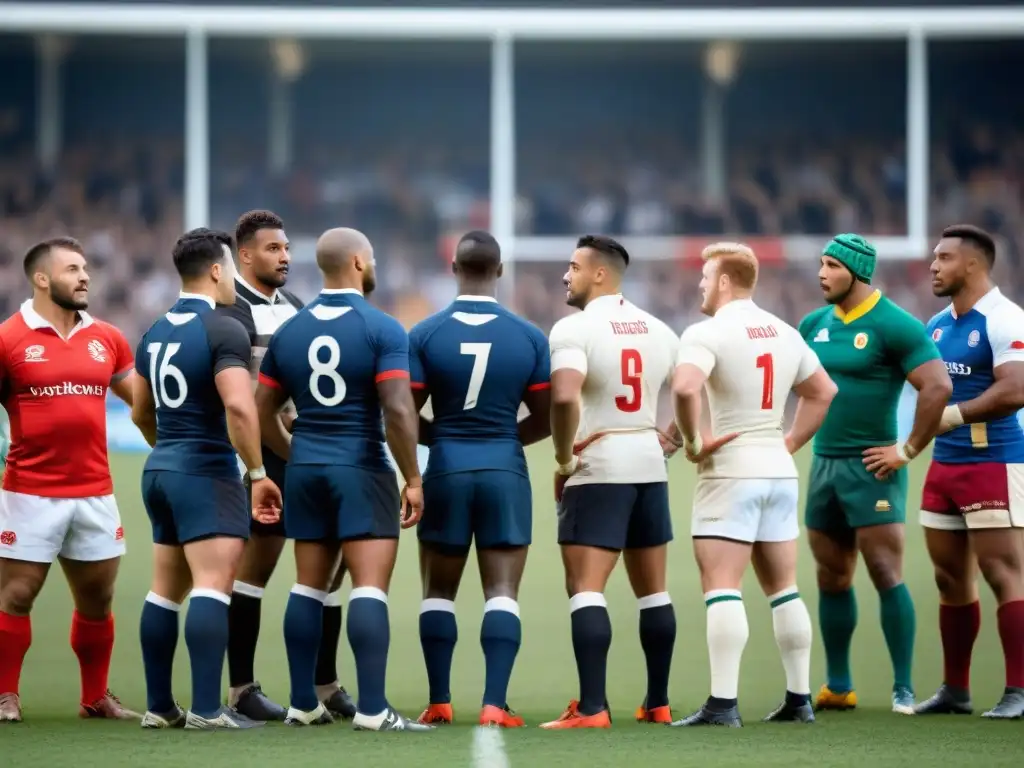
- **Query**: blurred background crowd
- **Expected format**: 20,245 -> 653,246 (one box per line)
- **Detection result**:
0,34 -> 1022,344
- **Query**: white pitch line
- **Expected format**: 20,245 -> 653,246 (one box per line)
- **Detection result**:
472,725 -> 510,768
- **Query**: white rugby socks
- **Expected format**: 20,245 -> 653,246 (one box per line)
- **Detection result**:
704,589 -> 749,701
769,587 -> 813,696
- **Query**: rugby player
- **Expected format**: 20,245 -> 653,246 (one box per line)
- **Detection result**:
132,228 -> 281,730
254,227 -> 432,731
540,235 -> 684,730
667,243 -> 836,727
915,225 -> 1024,719
410,231 -> 551,728
0,237 -> 139,723
799,233 -> 952,714
219,210 -> 354,721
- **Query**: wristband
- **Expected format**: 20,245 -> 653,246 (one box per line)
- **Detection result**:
556,457 -> 580,476
942,404 -> 965,430
248,465 -> 267,482
896,442 -> 918,462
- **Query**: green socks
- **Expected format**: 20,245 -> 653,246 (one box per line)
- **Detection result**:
819,589 -> 858,693
879,582 -> 916,691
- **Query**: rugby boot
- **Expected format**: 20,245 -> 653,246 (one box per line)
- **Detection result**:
232,681 -> 286,722
0,693 -> 22,723
80,689 -> 141,720
479,704 -> 525,728
417,702 -> 454,724
539,699 -> 612,729
185,706 -> 265,730
141,702 -> 186,729
285,702 -> 334,727
668,698 -> 742,728
762,693 -> 815,723
320,685 -> 357,720
354,706 -> 436,732
635,699 -> 673,724
814,684 -> 857,711
914,683 -> 973,715
891,685 -> 916,715
981,687 -> 1024,719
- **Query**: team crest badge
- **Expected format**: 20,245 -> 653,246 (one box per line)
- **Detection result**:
853,332 -> 869,350
24,344 -> 46,362
968,330 -> 980,348
932,328 -> 943,342
87,339 -> 107,363
875,500 -> 891,513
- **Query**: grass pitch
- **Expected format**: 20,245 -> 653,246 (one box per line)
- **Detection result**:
4,445 -> 1023,767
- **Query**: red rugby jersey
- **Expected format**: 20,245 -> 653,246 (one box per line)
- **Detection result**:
0,301 -> 134,498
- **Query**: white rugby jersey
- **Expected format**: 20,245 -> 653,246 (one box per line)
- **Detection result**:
549,294 -> 678,486
676,298 -> 820,479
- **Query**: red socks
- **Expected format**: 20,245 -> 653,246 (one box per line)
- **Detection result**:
939,602 -> 980,690
0,612 -> 32,695
70,611 -> 115,706
997,600 -> 1024,689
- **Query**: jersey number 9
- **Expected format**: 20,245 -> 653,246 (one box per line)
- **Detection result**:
147,342 -> 188,409
616,348 -> 642,413
308,335 -> 348,407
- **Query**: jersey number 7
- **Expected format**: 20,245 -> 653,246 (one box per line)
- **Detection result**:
460,342 -> 491,411
615,348 -> 642,413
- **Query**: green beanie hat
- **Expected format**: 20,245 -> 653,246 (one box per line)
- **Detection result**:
823,233 -> 877,284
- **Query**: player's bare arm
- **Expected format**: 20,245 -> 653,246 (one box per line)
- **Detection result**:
254,380 -> 292,461
518,386 -> 552,446
109,370 -> 137,406
784,367 -> 837,455
550,367 -> 583,463
378,377 -> 423,527
671,364 -> 739,463
215,366 -> 282,521
943,361 -> 1024,430
130,370 -> 158,448
863,359 -> 953,478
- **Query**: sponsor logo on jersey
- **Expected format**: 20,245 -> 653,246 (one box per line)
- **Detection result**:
813,328 -> 829,343
87,339 -> 107,362
24,344 -> 46,362
0,530 -> 16,546
932,328 -> 943,342
944,361 -> 972,376
968,330 -> 980,348
1012,340 -> 1024,350
29,382 -> 106,398
853,332 -> 869,350
875,500 -> 891,513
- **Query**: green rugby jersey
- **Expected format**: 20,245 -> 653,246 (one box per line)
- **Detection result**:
798,290 -> 940,457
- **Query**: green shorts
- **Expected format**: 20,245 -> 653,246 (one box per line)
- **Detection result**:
804,455 -> 907,532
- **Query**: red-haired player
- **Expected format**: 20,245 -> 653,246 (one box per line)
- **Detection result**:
0,237 -> 139,723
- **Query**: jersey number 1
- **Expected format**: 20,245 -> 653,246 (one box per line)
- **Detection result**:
616,348 -> 642,413
756,352 -> 773,410
147,342 -> 188,409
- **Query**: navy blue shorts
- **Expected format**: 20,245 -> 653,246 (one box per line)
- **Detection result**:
419,470 -> 532,554
249,449 -> 287,538
557,481 -> 672,551
284,465 -> 400,542
142,470 -> 250,546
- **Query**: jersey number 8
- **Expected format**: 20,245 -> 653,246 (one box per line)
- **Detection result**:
147,342 -> 188,409
309,335 -> 347,407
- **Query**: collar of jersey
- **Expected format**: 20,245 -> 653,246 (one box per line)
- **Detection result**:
950,286 -> 1001,319
585,293 -> 625,311
20,299 -> 93,338
320,288 -> 363,297
178,291 -> 215,309
236,274 -> 280,304
714,298 -> 756,316
834,289 -> 881,325
455,294 -> 498,303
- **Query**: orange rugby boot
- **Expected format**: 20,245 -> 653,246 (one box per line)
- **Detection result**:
814,684 -> 857,711
80,689 -> 141,720
479,704 -> 525,728
635,703 -> 673,723
539,699 -> 611,729
417,702 -> 454,725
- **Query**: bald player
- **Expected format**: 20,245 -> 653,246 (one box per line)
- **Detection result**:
540,235 -> 683,730
410,231 -> 551,728
254,228 -> 432,732
666,243 -> 837,727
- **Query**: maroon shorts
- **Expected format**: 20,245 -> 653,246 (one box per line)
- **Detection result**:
919,460 -> 1024,530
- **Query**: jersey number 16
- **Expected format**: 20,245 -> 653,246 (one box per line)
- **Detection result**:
147,342 -> 188,409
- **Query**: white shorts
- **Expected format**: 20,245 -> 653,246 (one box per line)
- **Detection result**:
0,490 -> 126,563
691,477 -> 799,543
